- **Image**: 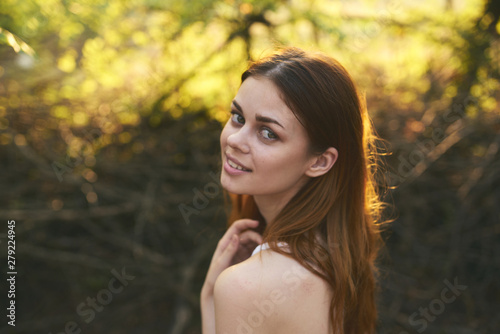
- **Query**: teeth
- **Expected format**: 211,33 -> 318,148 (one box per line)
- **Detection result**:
228,159 -> 247,171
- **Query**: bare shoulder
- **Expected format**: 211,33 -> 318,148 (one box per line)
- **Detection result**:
214,249 -> 332,334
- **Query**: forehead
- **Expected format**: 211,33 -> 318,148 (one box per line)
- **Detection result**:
235,77 -> 300,129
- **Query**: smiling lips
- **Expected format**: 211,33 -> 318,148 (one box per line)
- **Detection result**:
225,154 -> 252,172
228,159 -> 250,171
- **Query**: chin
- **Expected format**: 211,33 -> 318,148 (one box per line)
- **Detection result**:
220,178 -> 240,194
220,173 -> 248,195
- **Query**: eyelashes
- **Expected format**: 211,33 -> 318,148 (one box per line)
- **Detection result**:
230,110 -> 279,141
261,128 -> 277,140
230,111 -> 245,125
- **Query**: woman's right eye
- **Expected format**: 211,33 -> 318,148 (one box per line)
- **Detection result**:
230,111 -> 245,125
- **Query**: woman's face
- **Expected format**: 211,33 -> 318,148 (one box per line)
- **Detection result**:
220,76 -> 316,201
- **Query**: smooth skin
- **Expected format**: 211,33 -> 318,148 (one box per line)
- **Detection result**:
201,77 -> 337,334
214,246 -> 333,334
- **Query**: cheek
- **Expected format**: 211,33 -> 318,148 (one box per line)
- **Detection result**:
257,149 -> 307,175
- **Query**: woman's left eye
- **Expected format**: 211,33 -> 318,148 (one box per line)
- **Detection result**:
261,128 -> 278,140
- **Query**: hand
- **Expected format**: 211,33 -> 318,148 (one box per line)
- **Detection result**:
202,219 -> 263,295
200,219 -> 262,334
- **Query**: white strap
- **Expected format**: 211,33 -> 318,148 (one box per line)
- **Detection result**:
251,242 -> 288,256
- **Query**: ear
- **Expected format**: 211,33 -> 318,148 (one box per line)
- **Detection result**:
305,147 -> 338,178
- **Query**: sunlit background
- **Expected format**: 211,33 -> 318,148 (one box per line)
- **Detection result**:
0,0 -> 499,333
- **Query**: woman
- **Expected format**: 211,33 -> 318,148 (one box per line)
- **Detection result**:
201,47 -> 385,334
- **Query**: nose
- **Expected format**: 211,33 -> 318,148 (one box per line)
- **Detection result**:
226,126 -> 250,154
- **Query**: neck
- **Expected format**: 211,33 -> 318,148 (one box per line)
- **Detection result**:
253,192 -> 294,225
253,177 -> 311,224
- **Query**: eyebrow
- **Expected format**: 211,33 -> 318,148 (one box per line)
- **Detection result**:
232,100 -> 285,129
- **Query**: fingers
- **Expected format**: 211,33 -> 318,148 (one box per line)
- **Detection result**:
216,219 -> 260,255
238,230 -> 263,246
228,219 -> 260,235
218,234 -> 239,268
206,234 -> 239,288
203,220 -> 262,294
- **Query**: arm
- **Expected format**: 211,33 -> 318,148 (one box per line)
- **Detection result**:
201,219 -> 262,334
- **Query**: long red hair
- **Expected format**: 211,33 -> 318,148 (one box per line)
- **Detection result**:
226,47 -> 386,333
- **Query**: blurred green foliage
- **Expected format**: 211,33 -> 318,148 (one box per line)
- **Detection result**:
0,0 -> 499,333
